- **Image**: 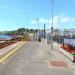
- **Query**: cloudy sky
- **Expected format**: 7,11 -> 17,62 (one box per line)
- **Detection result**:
0,0 -> 75,31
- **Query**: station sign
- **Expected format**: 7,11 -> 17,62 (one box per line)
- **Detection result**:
64,38 -> 75,46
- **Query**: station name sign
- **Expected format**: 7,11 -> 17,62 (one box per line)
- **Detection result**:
64,38 -> 75,46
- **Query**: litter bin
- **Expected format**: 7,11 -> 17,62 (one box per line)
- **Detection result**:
38,37 -> 41,42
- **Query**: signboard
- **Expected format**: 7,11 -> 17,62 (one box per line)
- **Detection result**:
64,38 -> 75,46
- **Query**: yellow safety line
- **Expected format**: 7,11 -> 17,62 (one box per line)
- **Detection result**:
0,42 -> 26,63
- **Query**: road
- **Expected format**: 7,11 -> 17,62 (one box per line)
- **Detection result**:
0,41 -> 75,75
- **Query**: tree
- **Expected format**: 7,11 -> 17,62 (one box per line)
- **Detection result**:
35,29 -> 38,33
29,29 -> 35,33
17,28 -> 25,35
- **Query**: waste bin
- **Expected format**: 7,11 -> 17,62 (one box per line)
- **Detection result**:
38,37 -> 41,42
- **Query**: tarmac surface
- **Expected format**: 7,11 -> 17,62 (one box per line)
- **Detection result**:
0,41 -> 75,75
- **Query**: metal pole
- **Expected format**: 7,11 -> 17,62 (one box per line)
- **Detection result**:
51,0 -> 54,50
44,24 -> 46,39
36,18 -> 39,41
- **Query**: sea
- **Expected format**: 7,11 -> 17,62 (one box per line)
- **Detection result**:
0,34 -> 12,40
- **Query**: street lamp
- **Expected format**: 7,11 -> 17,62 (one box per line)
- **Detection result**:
44,24 -> 46,39
36,18 -> 39,41
51,0 -> 54,50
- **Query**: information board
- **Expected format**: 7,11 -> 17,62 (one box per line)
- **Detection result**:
64,38 -> 75,46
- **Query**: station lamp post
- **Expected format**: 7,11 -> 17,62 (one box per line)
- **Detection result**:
44,24 -> 46,39
36,18 -> 39,41
51,0 -> 54,50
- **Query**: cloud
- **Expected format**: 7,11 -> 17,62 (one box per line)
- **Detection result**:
61,17 -> 70,23
49,14 -> 75,28
31,20 -> 37,24
39,18 -> 49,24
49,16 -> 58,24
31,14 -> 75,29
31,18 -> 49,24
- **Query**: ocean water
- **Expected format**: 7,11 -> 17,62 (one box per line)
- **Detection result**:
0,35 -> 12,40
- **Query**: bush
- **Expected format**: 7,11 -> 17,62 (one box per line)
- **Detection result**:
71,52 -> 75,56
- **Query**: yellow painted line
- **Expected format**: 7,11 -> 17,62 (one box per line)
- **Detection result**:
0,42 -> 26,63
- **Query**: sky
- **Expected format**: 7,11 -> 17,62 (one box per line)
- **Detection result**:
0,0 -> 75,31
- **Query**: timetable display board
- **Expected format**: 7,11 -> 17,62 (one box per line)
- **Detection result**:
64,38 -> 75,46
